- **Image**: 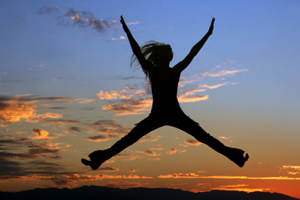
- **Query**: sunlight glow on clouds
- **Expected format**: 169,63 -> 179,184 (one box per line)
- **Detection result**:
279,165 -> 300,175
158,173 -> 300,180
0,95 -> 69,126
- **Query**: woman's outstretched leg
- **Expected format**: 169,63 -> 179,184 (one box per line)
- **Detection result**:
170,115 -> 249,167
81,116 -> 163,170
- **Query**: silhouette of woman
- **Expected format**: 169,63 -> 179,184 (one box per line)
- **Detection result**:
81,16 -> 249,169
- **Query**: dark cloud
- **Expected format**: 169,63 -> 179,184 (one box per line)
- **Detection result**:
47,119 -> 80,124
97,167 -> 119,172
87,119 -> 131,142
0,158 -> 24,177
38,7 -> 117,33
86,134 -> 116,142
68,126 -> 83,132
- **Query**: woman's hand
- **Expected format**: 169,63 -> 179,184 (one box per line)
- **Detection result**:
120,15 -> 129,32
120,15 -> 125,26
208,17 -> 215,35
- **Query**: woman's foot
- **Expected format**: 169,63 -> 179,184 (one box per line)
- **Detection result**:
81,150 -> 109,170
225,147 -> 249,167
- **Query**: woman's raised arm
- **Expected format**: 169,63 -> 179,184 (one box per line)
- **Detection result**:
120,16 -> 152,69
173,18 -> 215,73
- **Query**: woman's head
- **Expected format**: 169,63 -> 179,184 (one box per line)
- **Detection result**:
131,41 -> 173,79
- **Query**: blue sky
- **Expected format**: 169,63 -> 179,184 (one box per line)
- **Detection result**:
1,0 -> 300,198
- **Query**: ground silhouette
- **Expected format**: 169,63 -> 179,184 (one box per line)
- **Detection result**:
0,186 -> 299,200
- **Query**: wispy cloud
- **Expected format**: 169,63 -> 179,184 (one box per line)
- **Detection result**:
86,120 -> 131,142
158,173 -> 300,180
97,167 -> 119,172
38,7 -> 117,33
138,134 -> 161,143
202,69 -> 248,77
166,148 -> 186,155
109,36 -> 126,41
136,150 -> 160,157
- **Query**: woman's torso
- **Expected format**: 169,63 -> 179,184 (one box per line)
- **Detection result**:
149,67 -> 183,115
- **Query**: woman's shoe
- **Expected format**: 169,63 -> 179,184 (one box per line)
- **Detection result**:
81,150 -> 109,170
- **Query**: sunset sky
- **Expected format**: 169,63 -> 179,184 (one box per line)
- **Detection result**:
1,0 -> 300,199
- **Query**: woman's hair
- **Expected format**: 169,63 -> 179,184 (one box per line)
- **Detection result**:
131,40 -> 173,79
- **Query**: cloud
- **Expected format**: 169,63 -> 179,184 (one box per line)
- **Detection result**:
184,139 -> 202,146
68,126 -> 83,132
138,134 -> 161,143
0,94 -> 73,126
202,69 -> 248,77
279,165 -> 300,175
158,173 -> 300,180
136,150 -> 160,157
101,98 -> 153,116
47,119 -> 80,124
86,120 -> 131,142
113,153 -> 143,161
77,98 -> 98,104
97,167 -> 119,172
97,90 -> 134,100
109,36 -> 126,41
38,7 -> 117,33
166,148 -> 186,155
86,134 -> 116,142
31,128 -> 52,140
126,22 -> 140,25
1,134 -> 69,162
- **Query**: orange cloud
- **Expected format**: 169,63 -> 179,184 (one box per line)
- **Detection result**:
158,173 -> 300,180
0,95 -> 66,126
184,139 -> 202,146
113,153 -> 143,161
138,134 -> 161,143
101,98 -> 152,116
31,128 -> 52,140
136,150 -> 160,157
210,184 -> 270,193
97,167 -> 119,172
279,165 -> 300,175
97,90 -> 134,100
86,134 -> 116,142
167,148 -> 186,155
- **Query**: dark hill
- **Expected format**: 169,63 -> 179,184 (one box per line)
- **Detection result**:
0,185 -> 299,200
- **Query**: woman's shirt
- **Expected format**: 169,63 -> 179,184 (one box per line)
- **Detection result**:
149,67 -> 183,115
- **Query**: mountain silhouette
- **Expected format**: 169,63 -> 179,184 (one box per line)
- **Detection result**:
0,186 -> 299,200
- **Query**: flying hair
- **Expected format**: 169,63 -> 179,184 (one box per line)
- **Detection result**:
130,40 -> 173,80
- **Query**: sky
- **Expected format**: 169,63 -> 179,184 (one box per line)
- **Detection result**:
0,0 -> 300,198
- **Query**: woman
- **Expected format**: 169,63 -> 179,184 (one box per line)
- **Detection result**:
81,16 -> 249,170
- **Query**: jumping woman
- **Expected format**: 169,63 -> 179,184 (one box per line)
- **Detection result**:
81,16 -> 249,169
